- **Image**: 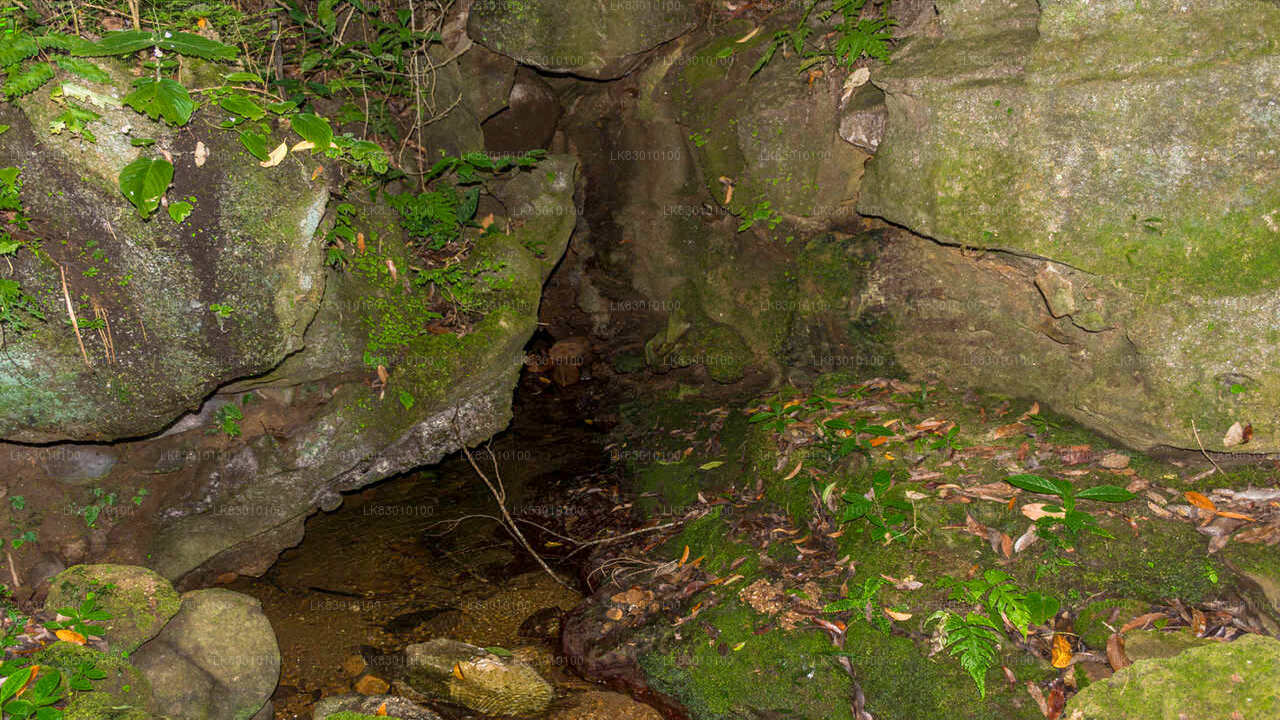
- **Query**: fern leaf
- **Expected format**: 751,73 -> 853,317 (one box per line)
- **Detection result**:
982,570 -> 1031,634
3,62 -> 55,99
37,32 -> 90,53
0,35 -> 40,68
54,56 -> 111,84
944,613 -> 1002,698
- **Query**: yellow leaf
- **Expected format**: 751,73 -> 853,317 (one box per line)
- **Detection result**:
452,662 -> 465,680
732,641 -> 746,651
1050,633 -> 1073,668
883,607 -> 913,622
679,545 -> 690,565
259,142 -> 288,167
55,629 -> 86,645
1184,491 -> 1216,513
375,702 -> 388,716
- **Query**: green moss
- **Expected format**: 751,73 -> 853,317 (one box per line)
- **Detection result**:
322,713 -> 403,720
31,642 -> 150,706
1075,598 -> 1151,650
64,691 -> 153,720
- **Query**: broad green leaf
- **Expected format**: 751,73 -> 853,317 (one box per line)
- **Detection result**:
0,125 -> 9,135
290,113 -> 332,150
698,461 -> 725,470
239,131 -> 269,161
223,71 -> 263,84
118,156 -> 173,219
1075,485 -> 1136,503
123,78 -> 195,126
130,138 -> 156,147
484,646 -> 512,657
1024,592 -> 1059,626
1005,473 -> 1069,499
299,51 -> 325,74
266,100 -> 298,115
0,240 -> 20,255
4,698 -> 35,717
157,31 -> 238,61
2,63 -> 55,99
167,200 -> 193,223
73,30 -> 154,56
219,94 -> 264,120
31,670 -> 59,697
0,167 -> 19,187
0,666 -> 34,705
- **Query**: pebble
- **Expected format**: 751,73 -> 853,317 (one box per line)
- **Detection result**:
353,674 -> 389,695
341,655 -> 367,677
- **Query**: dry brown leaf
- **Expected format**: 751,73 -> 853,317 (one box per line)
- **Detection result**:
1000,532 -> 1014,559
1047,682 -> 1066,719
1105,633 -> 1130,671
1222,421 -> 1246,447
1014,524 -> 1039,553
291,140 -> 316,152
783,461 -> 803,481
1191,608 -> 1207,637
992,422 -> 1028,439
736,27 -> 762,42
479,213 -> 495,229
55,629 -> 86,645
1099,452 -> 1130,469
1022,503 -> 1066,521
375,364 -> 389,385
1120,612 -> 1167,633
1215,510 -> 1255,522
1026,681 -> 1048,717
884,607 -> 913,622
194,140 -> 208,167
259,141 -> 287,167
679,545 -> 690,565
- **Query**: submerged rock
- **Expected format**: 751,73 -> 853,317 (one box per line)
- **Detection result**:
1065,634 -> 1280,719
403,638 -> 553,717
312,694 -> 442,720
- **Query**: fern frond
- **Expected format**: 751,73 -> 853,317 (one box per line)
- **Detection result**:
944,613 -> 1002,698
54,56 -> 111,84
3,62 -> 56,99
982,570 -> 1031,634
37,32 -> 90,53
0,35 -> 40,68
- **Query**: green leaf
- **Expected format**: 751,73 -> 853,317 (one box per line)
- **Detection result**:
218,94 -> 264,120
290,113 -> 332,151
156,31 -> 238,61
0,666 -> 34,705
484,646 -> 513,657
53,56 -> 111,84
130,138 -> 155,147
1074,485 -> 1136,503
31,670 -> 59,698
266,100 -> 298,115
299,51 -> 325,74
167,200 -> 193,223
239,131 -> 269,161
3,63 -> 55,99
4,698 -> 35,718
118,156 -> 173,219
1024,592 -> 1059,626
318,0 -> 337,34
0,36 -> 40,67
1005,473 -> 1069,499
698,461 -> 725,470
74,30 -> 156,56
123,78 -> 195,126
822,598 -> 863,612
397,390 -> 414,410
223,71 -> 263,84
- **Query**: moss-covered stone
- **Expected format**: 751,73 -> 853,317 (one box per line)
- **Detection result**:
1065,634 -> 1280,719
31,641 -> 151,708
1074,598 -> 1150,650
64,691 -> 156,720
45,564 -> 180,654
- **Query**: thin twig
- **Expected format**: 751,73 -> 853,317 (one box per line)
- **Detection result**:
452,412 -> 573,590
1190,419 -> 1224,477
6,550 -> 20,589
59,263 -> 90,367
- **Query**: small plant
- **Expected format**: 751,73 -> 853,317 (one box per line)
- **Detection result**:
838,468 -> 911,543
823,576 -> 890,632
0,168 -> 43,335
46,591 -> 109,638
748,397 -> 803,432
751,0 -> 895,78
212,403 -> 243,438
209,303 -> 234,319
734,200 -> 781,232
927,570 -> 1059,698
1005,473 -> 1135,550
820,416 -> 892,460
130,487 -> 148,506
81,487 -> 117,529
928,426 -> 964,456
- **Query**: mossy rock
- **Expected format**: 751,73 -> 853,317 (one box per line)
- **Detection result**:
1065,634 -> 1280,719
311,693 -> 439,720
64,691 -> 156,720
31,635 -> 152,702
1120,629 -> 1217,662
0,58 -> 329,443
404,639 -> 552,717
44,564 -> 180,654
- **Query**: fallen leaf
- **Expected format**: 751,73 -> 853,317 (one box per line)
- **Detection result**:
386,258 -> 398,283
1099,452 -> 1130,469
1222,421 -> 1247,447
736,27 -> 762,42
1014,524 -> 1039,553
783,461 -> 803,480
679,545 -> 690,565
55,629 -> 85,645
291,140 -> 316,152
1120,612 -> 1167,633
1022,503 -> 1066,521
884,607 -> 913,622
452,662 -> 465,680
1185,491 -> 1216,513
1047,681 -> 1065,719
1000,532 -> 1014,559
1105,633 -> 1130,671
259,141 -> 287,167
992,422 -> 1028,439
479,213 -> 495,229
1050,633 -> 1073,668
356,232 -> 366,253
1191,608 -> 1207,636
375,702 -> 388,716
194,140 -> 208,167
1026,682 -> 1048,716
1215,510 -> 1255,522
375,364 -> 389,386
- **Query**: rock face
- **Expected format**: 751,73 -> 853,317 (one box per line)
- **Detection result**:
403,639 -> 553,717
1065,634 -> 1280,719
858,0 -> 1280,452
131,589 -> 280,720
0,62 -> 328,443
468,0 -> 702,79
45,564 -> 180,654
312,694 -> 442,720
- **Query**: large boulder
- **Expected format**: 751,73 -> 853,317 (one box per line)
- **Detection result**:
44,564 -> 180,654
0,61 -> 328,443
130,588 -> 280,720
858,0 -> 1280,452
403,638 -> 553,717
467,0 -> 702,79
1065,634 -> 1280,719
